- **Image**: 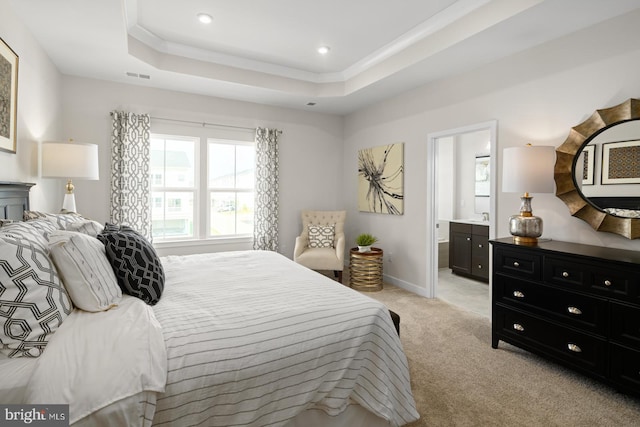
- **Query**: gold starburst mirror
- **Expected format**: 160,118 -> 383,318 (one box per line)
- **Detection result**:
554,98 -> 640,239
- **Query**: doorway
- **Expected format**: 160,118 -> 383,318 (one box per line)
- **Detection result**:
425,121 -> 497,313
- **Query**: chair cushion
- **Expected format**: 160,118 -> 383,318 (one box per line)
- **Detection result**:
295,247 -> 342,271
308,224 -> 334,248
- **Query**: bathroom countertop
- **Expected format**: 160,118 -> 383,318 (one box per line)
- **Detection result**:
450,219 -> 490,226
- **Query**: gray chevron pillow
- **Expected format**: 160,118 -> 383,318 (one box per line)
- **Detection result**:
97,224 -> 164,305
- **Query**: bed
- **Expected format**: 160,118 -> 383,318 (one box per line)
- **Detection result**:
0,182 -> 419,426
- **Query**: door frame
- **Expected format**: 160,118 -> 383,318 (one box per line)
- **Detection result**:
425,120 -> 498,298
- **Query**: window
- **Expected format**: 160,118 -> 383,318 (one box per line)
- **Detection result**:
208,141 -> 255,236
150,135 -> 197,241
150,132 -> 255,242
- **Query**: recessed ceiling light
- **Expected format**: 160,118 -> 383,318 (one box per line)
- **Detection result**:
317,46 -> 330,55
197,13 -> 213,24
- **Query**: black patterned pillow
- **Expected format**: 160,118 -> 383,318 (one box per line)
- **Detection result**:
97,224 -> 164,305
308,224 -> 335,248
0,230 -> 72,358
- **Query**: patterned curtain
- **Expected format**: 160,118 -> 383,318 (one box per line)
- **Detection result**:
253,127 -> 280,251
109,111 -> 152,239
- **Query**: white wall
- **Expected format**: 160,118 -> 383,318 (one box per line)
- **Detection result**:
0,0 -> 63,211
343,10 -> 640,293
60,76 -> 344,258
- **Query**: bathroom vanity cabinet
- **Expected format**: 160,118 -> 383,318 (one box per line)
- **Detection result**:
449,221 -> 489,281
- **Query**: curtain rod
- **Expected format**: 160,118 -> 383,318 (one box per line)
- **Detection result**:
151,116 -> 256,132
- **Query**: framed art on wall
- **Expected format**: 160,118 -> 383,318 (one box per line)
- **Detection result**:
0,37 -> 18,154
358,143 -> 404,215
601,140 -> 640,184
475,155 -> 490,196
581,144 -> 595,185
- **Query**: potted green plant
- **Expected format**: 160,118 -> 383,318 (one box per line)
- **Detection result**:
356,233 -> 378,253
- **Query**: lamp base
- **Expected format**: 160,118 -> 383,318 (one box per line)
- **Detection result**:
509,214 -> 543,245
62,193 -> 76,213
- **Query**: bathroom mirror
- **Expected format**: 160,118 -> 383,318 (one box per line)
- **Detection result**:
554,98 -> 640,239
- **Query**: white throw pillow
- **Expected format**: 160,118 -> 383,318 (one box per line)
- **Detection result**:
308,224 -> 335,248
49,231 -> 121,312
66,219 -> 104,237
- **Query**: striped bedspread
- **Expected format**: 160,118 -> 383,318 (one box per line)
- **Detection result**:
151,250 -> 418,427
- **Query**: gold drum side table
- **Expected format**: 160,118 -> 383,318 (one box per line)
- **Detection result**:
349,247 -> 383,291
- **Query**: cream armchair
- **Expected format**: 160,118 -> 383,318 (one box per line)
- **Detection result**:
294,210 -> 346,282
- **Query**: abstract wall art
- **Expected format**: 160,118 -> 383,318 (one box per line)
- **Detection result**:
358,143 -> 404,215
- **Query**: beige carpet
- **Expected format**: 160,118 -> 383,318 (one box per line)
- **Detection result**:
360,284 -> 640,427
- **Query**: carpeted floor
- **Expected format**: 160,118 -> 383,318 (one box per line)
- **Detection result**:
360,283 -> 640,427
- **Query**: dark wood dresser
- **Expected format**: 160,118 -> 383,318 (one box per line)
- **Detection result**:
491,237 -> 640,395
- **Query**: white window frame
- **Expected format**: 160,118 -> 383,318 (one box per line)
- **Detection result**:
149,123 -> 256,248
206,138 -> 255,239
150,134 -> 200,242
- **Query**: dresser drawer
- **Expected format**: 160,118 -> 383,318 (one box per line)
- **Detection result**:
545,255 -> 638,301
610,344 -> 640,393
591,269 -> 639,302
494,247 -> 541,280
544,256 -> 590,289
611,302 -> 640,348
494,307 -> 607,375
494,276 -> 608,335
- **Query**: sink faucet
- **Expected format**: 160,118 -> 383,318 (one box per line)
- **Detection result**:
482,212 -> 489,221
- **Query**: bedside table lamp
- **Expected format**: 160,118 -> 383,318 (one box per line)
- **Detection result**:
42,141 -> 99,212
502,144 -> 555,244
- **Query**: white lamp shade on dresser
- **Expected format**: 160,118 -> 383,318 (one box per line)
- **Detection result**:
502,145 -> 555,194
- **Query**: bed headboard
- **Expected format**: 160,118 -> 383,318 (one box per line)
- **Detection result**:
0,182 -> 35,222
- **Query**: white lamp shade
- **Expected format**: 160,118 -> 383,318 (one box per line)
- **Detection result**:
502,145 -> 556,194
42,141 -> 99,180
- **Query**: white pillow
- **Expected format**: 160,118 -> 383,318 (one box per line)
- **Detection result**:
66,219 -> 104,237
49,231 -> 122,312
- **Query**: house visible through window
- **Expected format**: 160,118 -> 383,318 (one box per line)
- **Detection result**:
208,141 -> 255,236
150,133 -> 255,242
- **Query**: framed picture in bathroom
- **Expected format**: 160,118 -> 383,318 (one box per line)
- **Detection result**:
475,155 -> 490,197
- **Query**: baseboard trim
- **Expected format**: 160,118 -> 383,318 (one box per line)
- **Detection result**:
383,273 -> 431,298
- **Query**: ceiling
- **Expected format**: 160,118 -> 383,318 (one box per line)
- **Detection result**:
10,0 -> 640,115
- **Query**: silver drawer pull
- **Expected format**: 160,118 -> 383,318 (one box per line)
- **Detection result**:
513,291 -> 525,298
567,343 -> 582,353
466,237 -> 471,241
567,306 -> 582,315
562,271 -> 569,278
478,244 -> 483,248
477,264 -> 483,269
513,261 -> 520,267
604,280 -> 612,287
513,323 -> 524,332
